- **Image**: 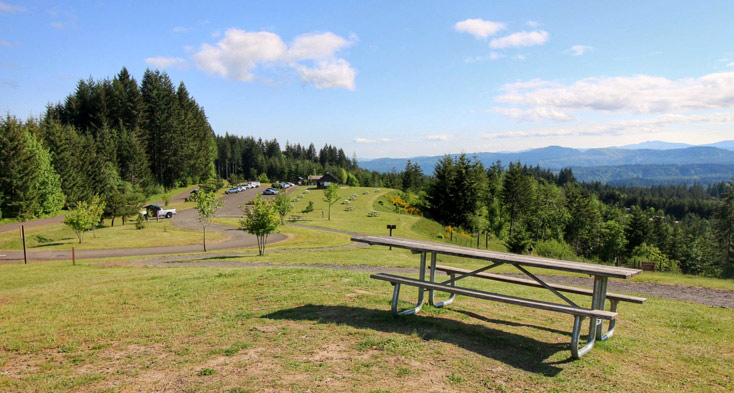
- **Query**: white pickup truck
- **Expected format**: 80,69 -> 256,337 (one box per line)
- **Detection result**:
139,204 -> 177,219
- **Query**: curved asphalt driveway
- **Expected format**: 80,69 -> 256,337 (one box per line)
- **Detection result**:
0,186 -> 297,261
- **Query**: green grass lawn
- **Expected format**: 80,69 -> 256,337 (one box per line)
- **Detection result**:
0,218 -> 225,251
0,261 -> 731,392
281,187 -> 506,249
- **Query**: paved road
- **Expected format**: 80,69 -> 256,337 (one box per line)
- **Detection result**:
0,186 -> 298,261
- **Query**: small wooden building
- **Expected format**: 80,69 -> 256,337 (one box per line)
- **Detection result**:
310,173 -> 340,189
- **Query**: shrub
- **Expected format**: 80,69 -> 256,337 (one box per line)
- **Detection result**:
534,239 -> 578,261
302,201 -> 314,213
629,243 -> 677,272
135,214 -> 146,230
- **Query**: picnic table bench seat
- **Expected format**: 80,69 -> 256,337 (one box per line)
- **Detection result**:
433,265 -> 646,304
371,273 -> 617,320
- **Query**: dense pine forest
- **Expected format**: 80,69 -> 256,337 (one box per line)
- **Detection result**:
0,68 -> 391,222
1,67 -> 732,277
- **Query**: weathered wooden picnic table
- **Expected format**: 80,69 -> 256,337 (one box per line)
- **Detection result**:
352,235 -> 646,359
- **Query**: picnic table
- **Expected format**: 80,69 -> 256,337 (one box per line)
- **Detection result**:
352,235 -> 646,359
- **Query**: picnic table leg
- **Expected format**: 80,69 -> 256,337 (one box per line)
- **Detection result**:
570,315 -> 596,359
571,275 -> 609,358
592,276 -> 609,341
599,299 -> 619,341
428,252 -> 456,308
390,251 -> 427,316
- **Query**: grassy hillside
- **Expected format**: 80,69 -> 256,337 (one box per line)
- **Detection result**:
0,261 -> 731,392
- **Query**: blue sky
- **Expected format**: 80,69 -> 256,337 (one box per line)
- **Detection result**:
1,1 -> 733,158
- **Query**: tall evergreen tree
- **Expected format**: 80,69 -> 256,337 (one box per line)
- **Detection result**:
0,116 -> 40,218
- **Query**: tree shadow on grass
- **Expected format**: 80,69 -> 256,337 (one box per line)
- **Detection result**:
263,304 -> 572,376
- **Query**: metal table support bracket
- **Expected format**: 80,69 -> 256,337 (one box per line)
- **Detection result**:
390,251 -> 427,315
428,252 -> 456,307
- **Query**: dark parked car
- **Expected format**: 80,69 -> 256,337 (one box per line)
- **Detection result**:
263,188 -> 278,195
225,187 -> 240,194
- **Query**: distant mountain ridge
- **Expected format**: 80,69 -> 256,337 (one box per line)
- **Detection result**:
359,144 -> 734,174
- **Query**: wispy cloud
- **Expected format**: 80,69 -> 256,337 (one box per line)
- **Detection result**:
172,26 -> 190,33
192,28 -> 357,90
145,56 -> 187,69
0,2 -> 26,12
526,20 -> 541,27
491,107 -> 574,122
482,112 -> 734,139
566,45 -> 592,56
727,62 -> 734,67
0,39 -> 20,47
465,51 -> 504,63
355,137 -> 390,143
495,72 -> 734,119
490,30 -> 548,49
426,134 -> 449,141
454,18 -> 506,39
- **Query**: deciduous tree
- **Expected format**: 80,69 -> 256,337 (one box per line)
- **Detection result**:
195,190 -> 223,251
240,199 -> 280,255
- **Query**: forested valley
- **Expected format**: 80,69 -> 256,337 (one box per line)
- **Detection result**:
391,155 -> 734,278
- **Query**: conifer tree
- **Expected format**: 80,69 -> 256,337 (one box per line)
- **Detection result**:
0,116 -> 40,218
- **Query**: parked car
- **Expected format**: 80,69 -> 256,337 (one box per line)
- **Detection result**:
139,204 -> 177,219
225,187 -> 240,194
263,188 -> 278,195
249,181 -> 260,188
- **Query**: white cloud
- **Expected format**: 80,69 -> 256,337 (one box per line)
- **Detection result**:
193,29 -> 287,82
567,45 -> 592,56
50,21 -> 66,30
145,56 -> 187,69
172,26 -> 190,33
0,2 -> 26,12
727,62 -> 734,67
495,72 -> 734,118
426,134 -> 449,141
296,59 -> 355,90
355,137 -> 390,144
192,28 -> 356,89
490,30 -> 548,49
492,107 -> 574,122
514,54 -> 526,61
288,32 -> 351,61
454,18 -> 506,39
526,20 -> 541,27
482,112 -> 734,139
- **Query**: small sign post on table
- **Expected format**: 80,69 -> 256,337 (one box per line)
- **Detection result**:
386,225 -> 396,250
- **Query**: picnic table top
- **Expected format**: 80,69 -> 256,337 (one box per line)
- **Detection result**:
351,235 -> 642,279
